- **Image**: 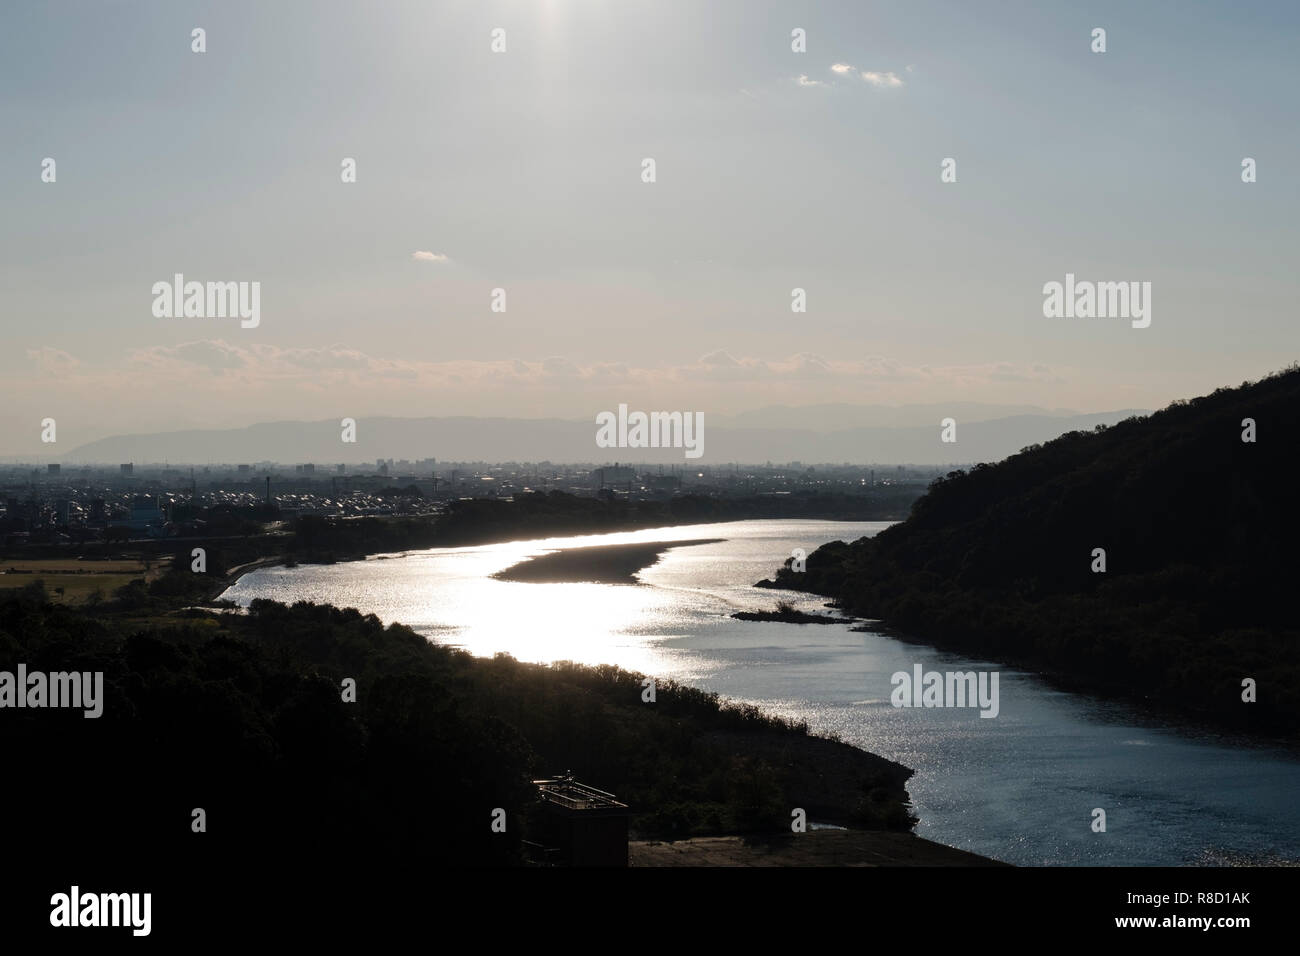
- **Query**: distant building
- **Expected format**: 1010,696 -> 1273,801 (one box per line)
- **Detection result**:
238,464 -> 251,475
593,465 -> 636,489
126,496 -> 165,534
47,463 -> 60,475
528,776 -> 629,867
120,463 -> 133,476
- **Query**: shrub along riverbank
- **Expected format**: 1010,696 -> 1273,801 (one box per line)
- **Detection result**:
1,587 -> 922,870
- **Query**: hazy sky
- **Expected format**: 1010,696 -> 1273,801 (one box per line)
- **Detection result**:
2,0 -> 1297,455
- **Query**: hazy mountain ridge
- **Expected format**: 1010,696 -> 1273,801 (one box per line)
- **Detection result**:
61,407 -> 1149,466
714,402 -> 1086,431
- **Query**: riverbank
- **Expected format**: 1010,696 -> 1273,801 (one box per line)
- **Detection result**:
205,537 -> 1000,857
732,600 -> 846,624
209,554 -> 286,596
2,491 -> 904,608
192,519 -> 1300,865
2,590 -> 979,863
631,830 -> 1007,866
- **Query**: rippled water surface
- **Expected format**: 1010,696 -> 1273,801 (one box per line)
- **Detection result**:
222,519 -> 1300,866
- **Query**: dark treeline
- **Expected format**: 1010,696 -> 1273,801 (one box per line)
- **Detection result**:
764,366 -> 1300,736
287,488 -> 916,562
6,488 -> 916,574
0,590 -> 914,874
13,488 -> 919,606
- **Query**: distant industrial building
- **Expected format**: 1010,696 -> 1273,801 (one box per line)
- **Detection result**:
47,464 -> 60,475
120,463 -> 133,476
593,464 -> 636,489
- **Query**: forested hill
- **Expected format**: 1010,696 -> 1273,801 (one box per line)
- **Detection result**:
765,365 -> 1300,736
0,593 -> 918,877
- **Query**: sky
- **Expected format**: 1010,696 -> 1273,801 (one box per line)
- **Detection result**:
2,0 -> 1297,456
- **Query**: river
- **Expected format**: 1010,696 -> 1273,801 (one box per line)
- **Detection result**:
219,518 -> 1300,866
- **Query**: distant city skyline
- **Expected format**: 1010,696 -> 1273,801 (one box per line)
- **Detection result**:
4,0 -> 1297,456
3,402 -> 1149,467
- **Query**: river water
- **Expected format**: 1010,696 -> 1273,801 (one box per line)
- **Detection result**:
220,518 -> 1300,866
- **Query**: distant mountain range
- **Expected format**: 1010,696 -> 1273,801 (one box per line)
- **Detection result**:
61,404 -> 1149,466
710,402 -> 1087,431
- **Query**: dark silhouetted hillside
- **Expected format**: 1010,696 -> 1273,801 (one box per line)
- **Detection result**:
1,592 -> 916,881
764,366 -> 1300,735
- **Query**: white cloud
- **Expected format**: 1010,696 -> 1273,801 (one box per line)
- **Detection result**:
26,347 -> 81,374
17,343 -> 1066,423
795,74 -> 825,87
279,346 -> 1046,390
861,70 -> 904,88
128,341 -> 375,375
411,251 -> 448,262
151,340 -> 250,371
830,63 -> 855,74
791,352 -> 831,374
540,356 -> 582,378
698,350 -> 740,367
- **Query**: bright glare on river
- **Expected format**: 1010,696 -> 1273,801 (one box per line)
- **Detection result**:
222,519 -> 1300,866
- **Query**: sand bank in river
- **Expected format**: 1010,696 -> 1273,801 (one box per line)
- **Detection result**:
492,538 -> 724,584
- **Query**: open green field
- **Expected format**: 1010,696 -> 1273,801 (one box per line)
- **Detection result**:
0,558 -> 157,605
1,559 -> 152,573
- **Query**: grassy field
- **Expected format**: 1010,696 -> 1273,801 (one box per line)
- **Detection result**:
0,557 -> 159,605
0,559 -> 154,573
